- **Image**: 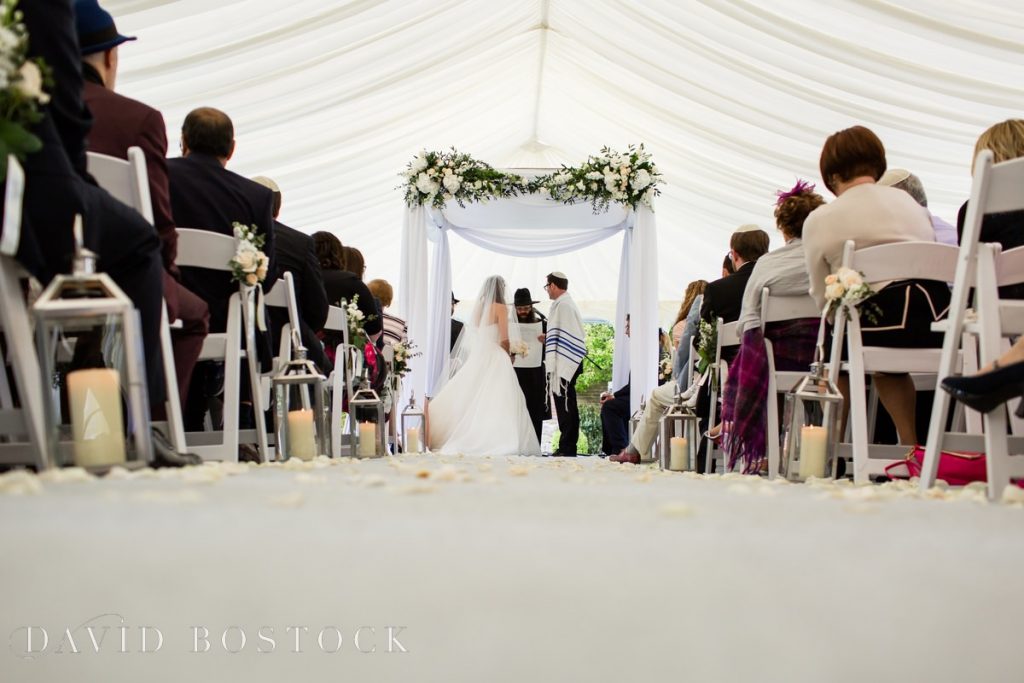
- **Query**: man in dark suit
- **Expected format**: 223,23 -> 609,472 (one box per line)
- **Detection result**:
13,0 -> 174,459
600,316 -> 630,455
75,0 -> 211,420
513,288 -> 548,442
696,225 -> 769,470
166,107 -> 277,431
252,176 -> 331,373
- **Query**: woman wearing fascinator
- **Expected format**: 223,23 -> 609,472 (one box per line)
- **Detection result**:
428,275 -> 542,456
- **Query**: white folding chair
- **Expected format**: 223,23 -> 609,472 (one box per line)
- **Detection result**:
761,288 -> 821,480
86,148 -> 187,454
323,304 -> 364,457
828,239 -> 960,484
263,272 -> 301,371
175,228 -> 270,462
0,156 -> 46,469
922,151 -> 1024,499
704,318 -> 740,473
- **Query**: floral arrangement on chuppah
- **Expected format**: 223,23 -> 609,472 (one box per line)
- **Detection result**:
531,144 -> 661,211
401,149 -> 527,209
399,145 -> 662,212
0,0 -> 52,180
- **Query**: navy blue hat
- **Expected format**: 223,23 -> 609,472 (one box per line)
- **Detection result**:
74,0 -> 137,56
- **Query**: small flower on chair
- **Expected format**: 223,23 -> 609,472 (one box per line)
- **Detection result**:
228,222 -> 269,286
824,267 -> 881,323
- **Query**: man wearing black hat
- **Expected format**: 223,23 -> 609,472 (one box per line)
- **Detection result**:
450,292 -> 463,353
513,288 -> 548,442
75,0 -> 211,425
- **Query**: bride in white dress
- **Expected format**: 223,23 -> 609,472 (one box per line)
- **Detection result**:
428,276 -> 542,456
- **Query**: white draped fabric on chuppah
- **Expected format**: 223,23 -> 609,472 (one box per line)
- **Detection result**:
399,181 -> 659,418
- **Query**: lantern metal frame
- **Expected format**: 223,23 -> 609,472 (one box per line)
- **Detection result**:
271,338 -> 328,461
628,395 -> 646,444
658,391 -> 700,472
780,350 -> 843,482
32,221 -> 152,469
349,374 -> 387,458
400,391 -> 426,453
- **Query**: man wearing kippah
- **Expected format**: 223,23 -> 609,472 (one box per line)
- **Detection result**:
543,272 -> 585,457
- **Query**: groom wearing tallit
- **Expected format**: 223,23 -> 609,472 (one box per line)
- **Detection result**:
543,272 -> 586,457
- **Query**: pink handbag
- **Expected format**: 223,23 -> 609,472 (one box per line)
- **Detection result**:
884,445 -> 986,486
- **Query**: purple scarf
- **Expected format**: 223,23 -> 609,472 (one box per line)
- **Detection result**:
722,318 -> 819,473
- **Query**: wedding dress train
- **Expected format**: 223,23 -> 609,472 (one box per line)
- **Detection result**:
429,323 -> 542,457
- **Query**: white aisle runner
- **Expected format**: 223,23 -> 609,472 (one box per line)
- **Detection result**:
0,457 -> 1021,682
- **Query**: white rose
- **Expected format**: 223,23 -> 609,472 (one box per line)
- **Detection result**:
575,181 -> 585,190
539,187 -> 551,197
604,177 -> 618,192
825,282 -> 846,301
586,171 -> 602,180
416,173 -> 439,196
839,268 -> 863,289
410,152 -> 428,174
0,27 -> 18,54
443,174 -> 461,194
15,61 -> 48,104
235,249 -> 256,272
589,182 -> 597,191
631,168 -> 651,190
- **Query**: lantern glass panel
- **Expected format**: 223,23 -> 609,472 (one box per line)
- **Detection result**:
400,394 -> 426,453
272,360 -> 327,462
658,406 -> 699,472
350,383 -> 386,458
781,374 -> 843,482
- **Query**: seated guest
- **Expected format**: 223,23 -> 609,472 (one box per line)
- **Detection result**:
670,280 -> 707,388
722,252 -> 736,277
15,1 -> 186,465
877,168 -> 958,246
76,0 -> 211,422
167,107 -> 278,431
803,125 -> 949,447
312,232 -> 381,343
610,226 -> 769,465
600,316 -> 631,456
367,278 -> 408,348
957,119 -> 1024,299
251,176 -> 330,373
718,181 -> 824,473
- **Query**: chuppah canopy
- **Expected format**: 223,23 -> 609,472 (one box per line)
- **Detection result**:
400,176 -> 659,414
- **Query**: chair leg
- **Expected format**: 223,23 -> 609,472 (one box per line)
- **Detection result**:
160,303 -> 187,454
846,317 -> 871,485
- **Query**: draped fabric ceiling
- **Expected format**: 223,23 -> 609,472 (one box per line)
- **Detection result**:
109,0 -> 1024,318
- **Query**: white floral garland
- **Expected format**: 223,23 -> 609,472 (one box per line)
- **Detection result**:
400,144 -> 662,212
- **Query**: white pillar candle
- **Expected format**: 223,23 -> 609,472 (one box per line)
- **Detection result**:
406,426 -> 421,453
67,368 -> 126,468
358,422 -> 377,457
669,436 -> 688,471
798,425 -> 828,479
287,409 -> 316,461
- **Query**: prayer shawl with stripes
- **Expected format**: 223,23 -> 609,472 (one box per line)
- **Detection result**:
544,292 -> 586,394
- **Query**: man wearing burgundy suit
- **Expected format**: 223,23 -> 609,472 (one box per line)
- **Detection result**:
75,0 -> 211,419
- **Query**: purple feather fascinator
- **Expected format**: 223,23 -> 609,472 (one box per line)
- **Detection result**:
775,179 -> 816,206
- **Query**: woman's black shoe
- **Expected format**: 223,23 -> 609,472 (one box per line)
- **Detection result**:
941,360 -> 1024,414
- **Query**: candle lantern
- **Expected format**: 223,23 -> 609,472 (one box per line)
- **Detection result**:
628,395 -> 646,443
349,374 -> 386,458
781,351 -> 843,481
272,341 -> 328,461
658,393 -> 700,472
400,392 -> 426,453
33,217 -> 152,470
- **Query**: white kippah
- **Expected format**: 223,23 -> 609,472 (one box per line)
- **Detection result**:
550,271 -> 567,279
251,175 -> 280,192
877,168 -> 911,187
734,223 -> 763,234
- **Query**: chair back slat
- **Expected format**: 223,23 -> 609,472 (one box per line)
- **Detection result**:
996,245 -> 1024,287
845,240 -> 959,283
982,154 -> 1024,216
324,305 -> 346,332
176,228 -> 235,271
1,156 -> 24,256
760,287 -> 820,328
86,148 -> 154,224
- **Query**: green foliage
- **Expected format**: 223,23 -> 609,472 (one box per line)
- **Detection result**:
551,429 -> 589,456
577,322 -> 614,394
578,404 -> 603,455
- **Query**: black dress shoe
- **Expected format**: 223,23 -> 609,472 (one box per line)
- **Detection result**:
150,428 -> 202,468
551,451 -> 577,458
941,360 -> 1024,415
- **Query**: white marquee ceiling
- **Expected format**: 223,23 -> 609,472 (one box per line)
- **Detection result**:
108,0 -> 1024,317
